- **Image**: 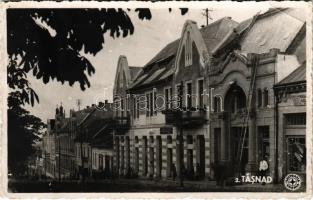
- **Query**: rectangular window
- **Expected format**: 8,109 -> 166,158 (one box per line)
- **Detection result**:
133,96 -> 136,119
257,89 -> 262,108
150,92 -> 153,116
121,98 -> 124,117
165,87 -> 172,109
186,82 -> 192,110
198,79 -> 204,109
165,88 -> 169,109
263,89 -> 269,107
136,97 -> 140,119
176,85 -> 181,109
146,93 -> 150,117
153,89 -> 157,115
286,113 -> 306,126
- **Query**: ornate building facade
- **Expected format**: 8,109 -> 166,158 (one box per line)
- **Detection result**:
111,8 -> 306,182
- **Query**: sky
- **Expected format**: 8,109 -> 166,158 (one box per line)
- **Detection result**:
25,6 -> 271,123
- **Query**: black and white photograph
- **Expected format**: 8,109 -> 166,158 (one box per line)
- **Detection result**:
1,1 -> 312,197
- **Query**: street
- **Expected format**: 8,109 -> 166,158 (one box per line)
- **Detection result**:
7,178 -> 305,193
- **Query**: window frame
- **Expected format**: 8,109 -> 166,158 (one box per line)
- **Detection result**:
197,77 -> 205,109
185,80 -> 193,110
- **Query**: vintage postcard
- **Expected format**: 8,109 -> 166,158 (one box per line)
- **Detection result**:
0,1 -> 312,199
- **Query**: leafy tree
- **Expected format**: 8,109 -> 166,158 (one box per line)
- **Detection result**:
7,8 -> 187,175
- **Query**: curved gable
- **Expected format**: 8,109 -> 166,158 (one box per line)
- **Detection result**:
113,55 -> 131,96
174,20 -> 210,77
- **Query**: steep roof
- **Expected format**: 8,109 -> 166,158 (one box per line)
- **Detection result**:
277,62 -> 306,85
130,17 -> 238,90
212,8 -> 306,57
240,8 -> 306,54
144,39 -> 180,68
200,17 -> 238,52
129,66 -> 142,80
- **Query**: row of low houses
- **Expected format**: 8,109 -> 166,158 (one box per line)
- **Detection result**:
41,101 -> 114,180
39,7 -> 307,184
112,8 -> 307,183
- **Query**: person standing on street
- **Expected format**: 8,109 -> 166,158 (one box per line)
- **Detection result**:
259,155 -> 269,185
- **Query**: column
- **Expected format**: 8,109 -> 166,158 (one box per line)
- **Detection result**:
219,112 -> 228,162
246,110 -> 257,173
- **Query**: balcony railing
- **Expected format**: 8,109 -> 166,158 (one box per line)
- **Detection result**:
162,107 -> 207,128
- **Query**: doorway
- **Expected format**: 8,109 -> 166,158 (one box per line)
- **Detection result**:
231,127 -> 248,175
167,148 -> 173,177
198,135 -> 205,178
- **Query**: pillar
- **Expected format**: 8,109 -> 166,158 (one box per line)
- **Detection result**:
246,110 -> 257,174
219,112 -> 228,162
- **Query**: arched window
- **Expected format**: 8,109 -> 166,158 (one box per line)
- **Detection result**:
185,31 -> 192,66
263,88 -> 269,107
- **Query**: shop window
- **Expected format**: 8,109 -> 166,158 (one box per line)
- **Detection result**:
263,88 -> 269,107
287,137 -> 306,172
257,89 -> 262,108
286,113 -> 306,126
258,126 -> 270,160
99,155 -> 103,170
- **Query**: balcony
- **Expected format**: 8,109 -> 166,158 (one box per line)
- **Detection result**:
113,115 -> 130,134
162,107 -> 207,128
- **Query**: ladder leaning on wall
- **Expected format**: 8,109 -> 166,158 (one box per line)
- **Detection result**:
236,54 -> 259,176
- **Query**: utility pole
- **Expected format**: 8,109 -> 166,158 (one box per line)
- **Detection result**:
58,136 -> 61,182
77,99 -> 81,111
202,8 -> 213,26
80,128 -> 85,182
178,81 -> 184,187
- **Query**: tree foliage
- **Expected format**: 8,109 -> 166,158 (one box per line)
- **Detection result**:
7,8 -> 188,175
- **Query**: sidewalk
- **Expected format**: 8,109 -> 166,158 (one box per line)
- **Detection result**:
104,177 -> 291,192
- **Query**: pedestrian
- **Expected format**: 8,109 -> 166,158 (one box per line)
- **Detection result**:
212,162 -> 221,186
259,155 -> 269,185
195,163 -> 200,180
172,163 -> 177,181
189,165 -> 194,180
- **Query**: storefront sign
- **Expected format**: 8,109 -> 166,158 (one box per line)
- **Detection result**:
160,127 -> 173,134
291,94 -> 306,106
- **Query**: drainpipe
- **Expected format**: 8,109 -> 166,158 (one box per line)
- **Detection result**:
274,88 -> 279,184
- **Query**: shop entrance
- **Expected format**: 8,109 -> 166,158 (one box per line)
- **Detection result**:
286,137 -> 306,173
230,127 -> 249,175
198,135 -> 205,178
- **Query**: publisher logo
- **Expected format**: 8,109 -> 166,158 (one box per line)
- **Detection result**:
284,174 -> 301,191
